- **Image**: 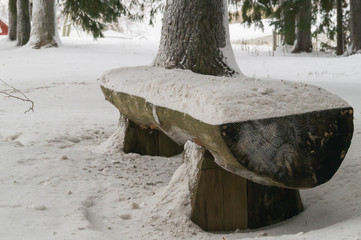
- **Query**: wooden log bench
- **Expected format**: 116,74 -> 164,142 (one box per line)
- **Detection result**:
100,66 -> 353,231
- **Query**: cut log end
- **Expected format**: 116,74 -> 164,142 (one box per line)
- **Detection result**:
221,108 -> 354,189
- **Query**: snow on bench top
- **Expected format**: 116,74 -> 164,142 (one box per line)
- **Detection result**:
101,66 -> 350,125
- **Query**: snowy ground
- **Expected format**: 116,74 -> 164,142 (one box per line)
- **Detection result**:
1,23 -> 361,240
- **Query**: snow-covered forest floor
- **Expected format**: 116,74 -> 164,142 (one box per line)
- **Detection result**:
1,23 -> 361,240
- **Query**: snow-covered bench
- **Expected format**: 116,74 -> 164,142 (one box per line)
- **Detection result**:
100,66 -> 353,231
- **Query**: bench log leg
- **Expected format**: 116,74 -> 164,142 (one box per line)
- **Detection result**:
122,117 -> 184,157
185,142 -> 304,231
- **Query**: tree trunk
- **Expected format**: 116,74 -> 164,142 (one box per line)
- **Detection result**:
282,2 -> 296,46
16,0 -> 30,46
8,0 -> 17,41
29,0 -> 59,49
292,0 -> 312,53
153,0 -> 239,77
336,0 -> 344,55
350,0 -> 361,53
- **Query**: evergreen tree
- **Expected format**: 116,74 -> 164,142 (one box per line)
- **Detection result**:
313,0 -> 348,55
239,0 -> 299,47
60,0 -> 162,38
153,0 -> 239,76
238,0 -> 350,54
16,0 -> 30,46
239,0 -> 274,30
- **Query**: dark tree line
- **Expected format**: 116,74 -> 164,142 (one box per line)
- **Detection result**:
5,0 -> 361,55
231,0 -> 361,55
60,0 -> 161,38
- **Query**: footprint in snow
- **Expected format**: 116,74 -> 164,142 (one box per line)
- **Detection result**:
120,214 -> 132,220
33,205 -> 47,210
5,133 -> 21,141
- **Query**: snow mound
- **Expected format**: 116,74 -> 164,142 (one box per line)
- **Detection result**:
149,141 -> 202,238
101,66 -> 350,125
95,116 -> 128,154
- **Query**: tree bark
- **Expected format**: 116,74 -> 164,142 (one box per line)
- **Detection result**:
336,0 -> 344,55
292,0 -> 312,53
153,0 -> 239,77
29,0 -> 59,49
8,0 -> 17,41
282,2 -> 296,46
16,0 -> 30,46
350,0 -> 361,53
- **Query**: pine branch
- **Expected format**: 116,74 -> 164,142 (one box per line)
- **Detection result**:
0,79 -> 34,114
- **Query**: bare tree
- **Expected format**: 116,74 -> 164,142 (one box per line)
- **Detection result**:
16,0 -> 31,46
0,79 -> 34,113
29,0 -> 59,49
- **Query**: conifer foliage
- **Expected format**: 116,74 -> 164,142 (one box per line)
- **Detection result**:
60,0 -> 162,38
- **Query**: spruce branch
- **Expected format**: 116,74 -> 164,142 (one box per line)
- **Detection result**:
0,79 -> 35,114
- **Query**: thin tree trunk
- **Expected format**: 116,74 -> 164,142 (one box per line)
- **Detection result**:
16,0 -> 30,46
336,0 -> 344,55
282,2 -> 296,46
350,0 -> 361,53
292,0 -> 312,53
153,0 -> 239,77
8,0 -> 17,41
29,0 -> 59,49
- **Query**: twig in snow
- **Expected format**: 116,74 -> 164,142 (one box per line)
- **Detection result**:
254,1 -> 266,8
0,79 -> 35,113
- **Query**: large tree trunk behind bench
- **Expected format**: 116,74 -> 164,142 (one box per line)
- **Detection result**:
153,0 -> 238,77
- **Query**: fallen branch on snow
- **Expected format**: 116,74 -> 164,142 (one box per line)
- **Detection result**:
0,79 -> 35,113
